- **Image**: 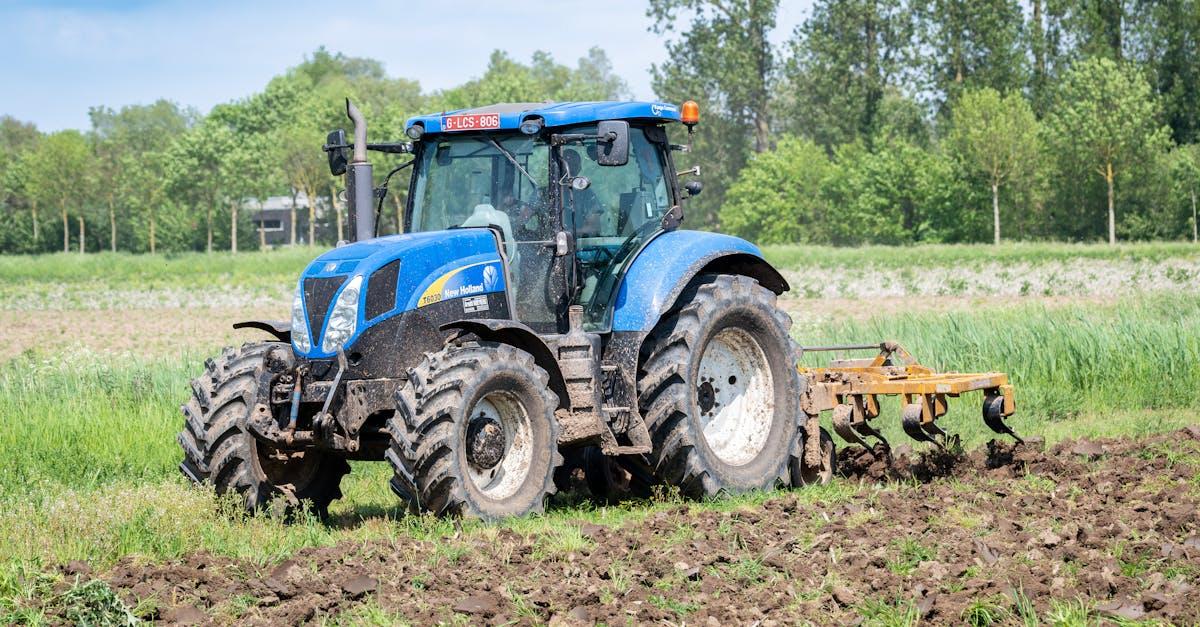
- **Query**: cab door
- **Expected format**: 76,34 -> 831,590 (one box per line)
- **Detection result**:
558,124 -> 675,331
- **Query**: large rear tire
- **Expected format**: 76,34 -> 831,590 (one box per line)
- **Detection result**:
178,342 -> 349,516
637,274 -> 801,497
387,341 -> 563,520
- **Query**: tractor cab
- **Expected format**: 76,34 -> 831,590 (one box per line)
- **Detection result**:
400,102 -> 694,334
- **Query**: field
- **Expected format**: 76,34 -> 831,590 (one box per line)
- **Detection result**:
2,242 -> 1200,625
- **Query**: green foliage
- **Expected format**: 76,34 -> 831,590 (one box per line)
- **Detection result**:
719,136 -> 832,243
6,4 -> 1200,251
949,88 -> 1042,243
1044,57 -> 1172,242
913,0 -> 1027,106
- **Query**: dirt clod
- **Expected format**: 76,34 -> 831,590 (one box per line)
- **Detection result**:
162,605 -> 207,625
340,575 -> 376,598
453,594 -> 500,616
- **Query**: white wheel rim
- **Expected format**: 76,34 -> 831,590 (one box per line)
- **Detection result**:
696,327 -> 774,466
465,392 -> 533,500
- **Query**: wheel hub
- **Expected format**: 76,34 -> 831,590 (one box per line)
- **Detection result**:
696,379 -> 717,414
466,415 -> 506,470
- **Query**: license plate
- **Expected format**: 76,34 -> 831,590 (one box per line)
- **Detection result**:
442,113 -> 501,132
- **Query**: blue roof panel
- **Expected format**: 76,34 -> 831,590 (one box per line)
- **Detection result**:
405,101 -> 682,134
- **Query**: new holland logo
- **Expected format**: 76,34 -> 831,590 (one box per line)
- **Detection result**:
482,264 -> 499,290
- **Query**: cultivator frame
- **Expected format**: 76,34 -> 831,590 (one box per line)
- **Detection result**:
798,341 -> 1020,453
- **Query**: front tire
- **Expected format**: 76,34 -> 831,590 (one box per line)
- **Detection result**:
387,341 -> 563,519
178,343 -> 349,516
637,274 -> 801,497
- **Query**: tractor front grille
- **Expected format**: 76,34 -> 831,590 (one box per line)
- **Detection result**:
303,276 -> 346,342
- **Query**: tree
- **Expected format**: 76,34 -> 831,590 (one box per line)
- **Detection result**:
88,101 -> 191,253
719,136 -> 833,243
1170,144 -> 1200,242
949,88 -> 1041,244
1,117 -> 41,247
783,0 -> 912,148
912,0 -> 1026,109
1044,57 -> 1171,244
1124,1 -> 1200,145
649,0 -> 778,153
647,0 -> 781,228
25,130 -> 92,253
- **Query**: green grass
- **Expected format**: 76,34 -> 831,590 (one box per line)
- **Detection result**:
0,248 -> 317,288
763,240 -> 1200,270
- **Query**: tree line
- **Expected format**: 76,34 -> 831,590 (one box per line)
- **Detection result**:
659,0 -> 1200,245
3,0 -> 1200,253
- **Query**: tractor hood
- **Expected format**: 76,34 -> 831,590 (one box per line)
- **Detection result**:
292,228 -> 507,358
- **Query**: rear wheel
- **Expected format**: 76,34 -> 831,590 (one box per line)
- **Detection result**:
178,342 -> 349,516
637,274 -> 801,497
387,341 -> 562,519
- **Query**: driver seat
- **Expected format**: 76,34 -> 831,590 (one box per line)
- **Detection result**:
461,203 -> 519,267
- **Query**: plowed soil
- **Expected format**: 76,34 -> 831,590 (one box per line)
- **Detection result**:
54,430 -> 1200,624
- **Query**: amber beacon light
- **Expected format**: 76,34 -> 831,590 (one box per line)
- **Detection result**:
680,100 -> 700,129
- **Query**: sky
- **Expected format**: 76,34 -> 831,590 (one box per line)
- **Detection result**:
0,0 -> 810,132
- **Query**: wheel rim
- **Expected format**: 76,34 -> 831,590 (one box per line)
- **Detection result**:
465,391 -> 533,500
696,327 -> 775,466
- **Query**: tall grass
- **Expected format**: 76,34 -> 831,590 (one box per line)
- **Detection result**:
1,294 -> 1195,493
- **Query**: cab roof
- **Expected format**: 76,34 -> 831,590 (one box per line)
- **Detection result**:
405,101 -> 681,135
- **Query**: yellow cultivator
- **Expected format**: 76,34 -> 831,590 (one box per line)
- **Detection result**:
798,341 -> 1020,452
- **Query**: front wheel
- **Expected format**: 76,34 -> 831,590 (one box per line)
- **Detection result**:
387,341 -> 562,519
178,343 -> 349,516
637,274 -> 802,497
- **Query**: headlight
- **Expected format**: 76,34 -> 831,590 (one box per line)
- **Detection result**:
291,289 -> 311,352
321,275 -> 362,353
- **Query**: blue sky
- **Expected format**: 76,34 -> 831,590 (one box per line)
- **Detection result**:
0,0 -> 810,132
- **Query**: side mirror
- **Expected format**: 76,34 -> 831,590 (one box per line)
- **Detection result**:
684,180 -> 703,198
596,120 -> 629,166
325,129 -> 348,176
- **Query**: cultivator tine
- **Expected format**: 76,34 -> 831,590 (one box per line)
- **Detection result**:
832,403 -> 874,450
901,403 -> 939,446
831,399 -> 890,453
853,418 -> 890,451
983,388 -> 1023,444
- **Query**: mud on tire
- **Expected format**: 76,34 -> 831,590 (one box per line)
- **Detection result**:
178,342 -> 349,516
387,341 -> 563,520
637,274 -> 802,497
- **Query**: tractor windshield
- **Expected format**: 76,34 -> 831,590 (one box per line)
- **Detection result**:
409,133 -> 559,328
409,133 -> 550,241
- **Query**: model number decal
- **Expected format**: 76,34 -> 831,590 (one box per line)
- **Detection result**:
442,113 -> 501,132
417,261 -> 506,308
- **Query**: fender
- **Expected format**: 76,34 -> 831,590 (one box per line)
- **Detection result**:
233,319 -> 291,343
440,319 -> 567,405
610,230 -> 788,333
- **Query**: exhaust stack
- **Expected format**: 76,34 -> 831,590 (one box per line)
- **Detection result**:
344,99 -> 375,242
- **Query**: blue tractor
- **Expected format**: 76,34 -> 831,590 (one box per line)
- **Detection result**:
179,99 -> 836,519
